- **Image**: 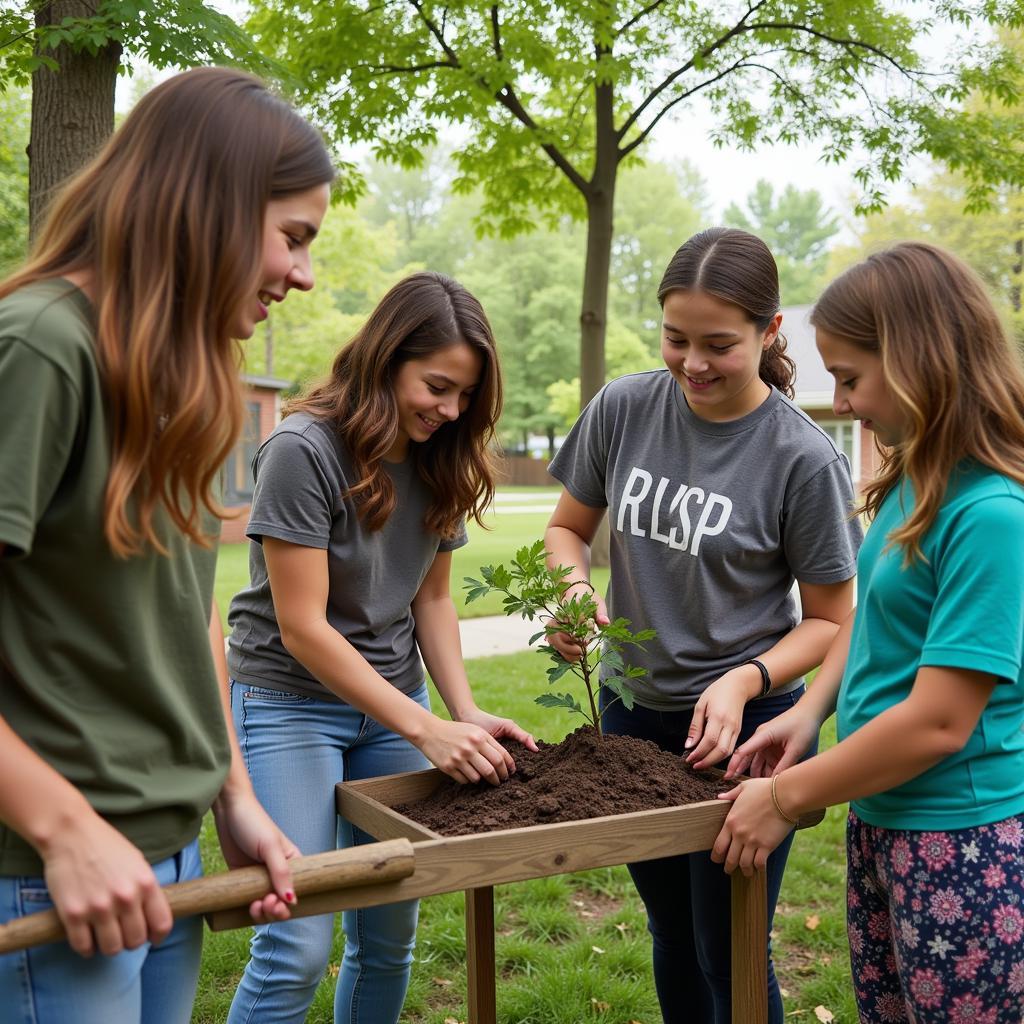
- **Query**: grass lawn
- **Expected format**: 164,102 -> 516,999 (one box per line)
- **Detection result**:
192,655 -> 855,1023
214,490 -> 610,626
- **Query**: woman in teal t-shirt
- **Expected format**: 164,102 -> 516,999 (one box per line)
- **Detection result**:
715,242 -> 1024,1023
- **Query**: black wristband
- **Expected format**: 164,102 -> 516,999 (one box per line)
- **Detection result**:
744,658 -> 772,698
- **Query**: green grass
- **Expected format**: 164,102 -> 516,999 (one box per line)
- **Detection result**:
214,490 -> 610,626
192,654 -> 855,1023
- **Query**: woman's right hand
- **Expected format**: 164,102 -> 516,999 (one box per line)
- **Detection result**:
548,589 -> 610,663
41,811 -> 171,957
723,704 -> 820,780
417,718 -> 516,786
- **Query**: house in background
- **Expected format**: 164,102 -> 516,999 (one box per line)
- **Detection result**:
783,304 -> 880,486
220,373 -> 291,544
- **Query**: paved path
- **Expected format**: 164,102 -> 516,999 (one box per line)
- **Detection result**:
459,613 -> 539,659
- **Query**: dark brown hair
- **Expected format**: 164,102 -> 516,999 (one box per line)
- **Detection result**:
658,227 -> 795,397
812,241 -> 1024,561
286,271 -> 502,537
0,66 -> 334,557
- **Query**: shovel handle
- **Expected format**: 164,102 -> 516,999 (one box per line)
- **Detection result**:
0,837 -> 414,955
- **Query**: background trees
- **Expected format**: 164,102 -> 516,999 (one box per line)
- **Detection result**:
248,0 -> 1024,408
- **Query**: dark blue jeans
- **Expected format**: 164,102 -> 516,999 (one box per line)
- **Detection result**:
601,685 -> 814,1024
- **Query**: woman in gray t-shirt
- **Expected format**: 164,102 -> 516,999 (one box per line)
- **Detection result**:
226,272 -> 536,1024
546,228 -> 862,1024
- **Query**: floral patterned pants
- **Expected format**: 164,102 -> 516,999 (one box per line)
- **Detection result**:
846,810 -> 1024,1023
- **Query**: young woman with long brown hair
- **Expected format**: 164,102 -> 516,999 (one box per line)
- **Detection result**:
716,242 -> 1024,1023
224,270 -> 536,1023
544,227 -> 862,1024
0,66 -> 333,1023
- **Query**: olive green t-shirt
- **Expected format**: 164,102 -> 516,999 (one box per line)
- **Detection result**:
0,279 -> 229,875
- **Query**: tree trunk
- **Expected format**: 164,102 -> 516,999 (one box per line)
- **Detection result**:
29,1 -> 121,243
578,63 -> 618,567
579,182 -> 614,410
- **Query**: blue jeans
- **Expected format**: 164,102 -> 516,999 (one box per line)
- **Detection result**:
0,839 -> 203,1024
227,680 -> 431,1024
601,686 -> 814,1024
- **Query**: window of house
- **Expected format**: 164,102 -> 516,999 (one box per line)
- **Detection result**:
818,419 -> 860,481
224,401 -> 261,505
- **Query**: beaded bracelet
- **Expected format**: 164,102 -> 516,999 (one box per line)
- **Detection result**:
771,774 -> 798,826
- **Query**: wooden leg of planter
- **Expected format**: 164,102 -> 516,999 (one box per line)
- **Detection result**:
466,886 -> 496,1024
731,868 -> 768,1024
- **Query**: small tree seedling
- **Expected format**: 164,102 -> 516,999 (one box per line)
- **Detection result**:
464,539 -> 656,737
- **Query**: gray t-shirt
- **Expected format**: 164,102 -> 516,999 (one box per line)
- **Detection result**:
227,412 -> 467,699
549,370 -> 862,711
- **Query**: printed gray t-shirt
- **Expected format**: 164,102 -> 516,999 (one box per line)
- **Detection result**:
549,370 -> 862,711
227,412 -> 467,699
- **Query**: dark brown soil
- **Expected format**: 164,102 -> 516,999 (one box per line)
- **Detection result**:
394,726 -> 733,836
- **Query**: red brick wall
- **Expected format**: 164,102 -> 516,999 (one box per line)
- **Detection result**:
220,387 -> 280,545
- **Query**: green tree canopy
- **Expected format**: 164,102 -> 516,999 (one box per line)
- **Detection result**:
248,0 -> 1024,411
724,179 -> 840,304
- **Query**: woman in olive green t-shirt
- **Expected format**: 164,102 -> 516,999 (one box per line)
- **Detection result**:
0,67 -> 332,1024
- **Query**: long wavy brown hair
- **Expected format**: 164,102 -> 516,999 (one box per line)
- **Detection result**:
811,242 -> 1024,562
286,272 -> 502,537
0,67 -> 334,557
658,227 -> 796,398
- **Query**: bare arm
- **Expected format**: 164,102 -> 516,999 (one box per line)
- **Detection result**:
412,551 -> 537,754
543,492 -> 610,658
684,577 -> 854,769
713,665 -> 996,874
262,537 -> 513,784
207,602 -> 298,921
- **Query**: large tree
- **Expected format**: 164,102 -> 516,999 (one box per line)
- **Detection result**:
248,0 -> 1024,408
0,0 -> 272,237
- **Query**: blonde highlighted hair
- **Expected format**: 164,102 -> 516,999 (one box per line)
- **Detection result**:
811,241 -> 1024,561
0,67 -> 333,557
286,272 -> 502,538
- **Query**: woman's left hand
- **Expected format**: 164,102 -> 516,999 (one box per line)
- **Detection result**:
212,788 -> 301,923
685,666 -> 759,769
710,778 -> 794,876
457,707 -> 540,753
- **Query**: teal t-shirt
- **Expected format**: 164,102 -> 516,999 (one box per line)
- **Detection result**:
838,462 -> 1024,830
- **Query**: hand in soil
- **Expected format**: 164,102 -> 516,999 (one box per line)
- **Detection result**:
418,718 -> 515,786
685,667 -> 761,769
724,704 -> 821,779
396,728 -> 734,836
456,706 -> 539,753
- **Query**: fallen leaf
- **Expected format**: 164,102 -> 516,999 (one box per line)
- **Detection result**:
779,987 -> 790,998
614,922 -> 629,933
814,1007 -> 834,1022
573,899 -> 585,907
443,1018 -> 463,1024
804,913 -> 820,931
327,963 -> 340,978
591,945 -> 605,954
580,909 -> 595,918
591,998 -> 611,1012
432,977 -> 453,987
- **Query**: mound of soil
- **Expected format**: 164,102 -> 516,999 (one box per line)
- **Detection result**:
394,727 -> 733,836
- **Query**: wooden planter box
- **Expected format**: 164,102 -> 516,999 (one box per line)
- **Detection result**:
210,767 -> 823,1023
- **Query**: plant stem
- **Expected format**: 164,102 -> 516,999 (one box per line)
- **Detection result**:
581,660 -> 602,739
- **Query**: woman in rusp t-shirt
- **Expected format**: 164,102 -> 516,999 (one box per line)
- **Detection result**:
544,227 -> 862,1024
225,271 -> 536,1024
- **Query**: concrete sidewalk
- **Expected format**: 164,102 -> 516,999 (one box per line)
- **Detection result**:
459,613 -> 540,659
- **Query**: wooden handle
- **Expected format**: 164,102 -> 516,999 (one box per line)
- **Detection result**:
0,837 -> 414,955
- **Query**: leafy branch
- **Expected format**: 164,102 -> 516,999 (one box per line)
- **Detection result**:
464,539 -> 655,737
